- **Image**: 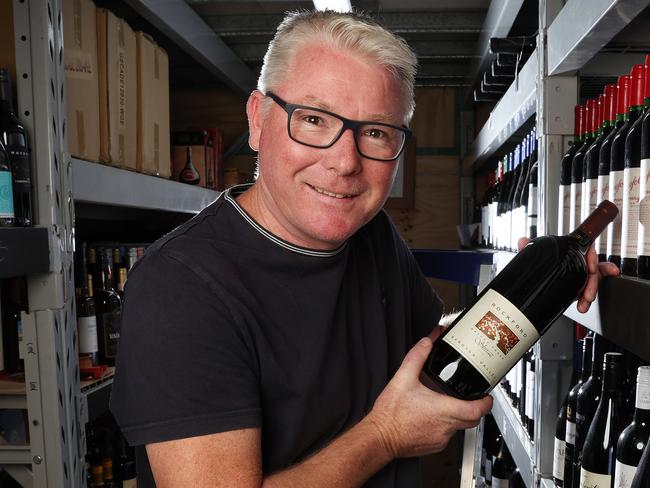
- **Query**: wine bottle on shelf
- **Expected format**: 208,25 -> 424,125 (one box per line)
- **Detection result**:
560,106 -> 584,235
422,202 -> 617,400
621,64 -> 647,277
580,352 -> 626,488
179,146 -> 200,185
571,99 -> 596,231
631,438 -> 650,488
596,84 -> 620,262
638,53 -> 650,280
525,349 -> 535,436
515,134 -> 532,251
116,430 -> 137,487
573,334 -> 614,488
615,366 -> 650,488
0,139 -> 14,226
527,131 -> 538,239
608,73 -> 636,268
95,249 -> 122,367
492,438 -> 516,488
481,172 -> 496,247
0,69 -> 32,227
582,95 -> 605,222
555,396 -> 570,487
76,243 -> 99,368
496,155 -> 510,250
518,355 -> 527,428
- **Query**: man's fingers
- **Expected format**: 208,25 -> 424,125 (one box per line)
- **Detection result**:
397,337 -> 433,382
517,237 -> 530,252
598,261 -> 620,277
428,326 -> 445,342
450,395 -> 493,423
586,246 -> 598,275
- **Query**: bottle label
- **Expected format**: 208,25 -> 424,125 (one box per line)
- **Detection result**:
565,419 -> 576,445
584,178 -> 598,223
559,184 -> 571,235
102,310 -> 121,359
78,316 -> 99,355
596,174 -> 610,255
570,182 -> 582,231
525,363 -> 534,420
638,158 -> 650,256
442,289 -> 539,387
613,460 -> 637,488
608,169 -> 625,256
0,171 -> 14,218
554,437 -> 566,481
492,476 -> 510,488
622,167 -> 641,258
579,468 -> 611,488
5,143 -> 31,184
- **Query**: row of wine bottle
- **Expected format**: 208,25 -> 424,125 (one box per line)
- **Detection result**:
481,414 -> 526,488
86,412 -> 136,487
552,330 -> 649,488
558,54 -> 650,279
479,127 -> 538,250
500,351 -> 536,439
74,241 -> 148,371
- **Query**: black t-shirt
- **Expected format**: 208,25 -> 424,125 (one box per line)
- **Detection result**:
110,185 -> 443,487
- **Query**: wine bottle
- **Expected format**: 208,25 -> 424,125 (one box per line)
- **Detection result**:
0,139 -> 14,226
565,335 -> 593,488
77,253 -> 99,368
571,99 -> 596,230
636,53 -> 650,279
555,396 -> 570,487
573,334 -> 614,488
179,146 -> 200,185
527,131 -> 538,239
517,134 -> 532,247
560,106 -> 584,235
580,352 -> 625,488
525,349 -> 535,436
582,95 -> 605,222
609,73 -> 636,267
0,69 -> 32,227
422,201 -> 618,400
95,249 -> 122,366
615,366 -> 650,488
596,84 -> 619,262
621,64 -> 647,276
483,414 -> 501,485
492,438 -> 515,488
631,438 -> 650,488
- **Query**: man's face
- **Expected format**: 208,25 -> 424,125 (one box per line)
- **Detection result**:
246,43 -> 408,250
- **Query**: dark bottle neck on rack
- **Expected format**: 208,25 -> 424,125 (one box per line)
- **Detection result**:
600,353 -> 624,396
568,200 -> 618,253
0,72 -> 16,116
581,336 -> 594,383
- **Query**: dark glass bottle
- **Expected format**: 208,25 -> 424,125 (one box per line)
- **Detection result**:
179,146 -> 200,185
527,131 -> 538,239
608,73 -> 636,267
560,106 -> 583,235
483,414 -> 502,486
631,437 -> 650,488
492,439 -> 515,488
0,69 -> 32,226
596,84 -> 619,262
583,95 -> 609,223
77,273 -> 99,368
95,249 -> 122,366
621,64 -> 647,276
637,54 -> 650,279
0,139 -> 14,226
524,349 -> 535,436
554,397 -> 570,487
116,430 -> 137,487
580,352 -> 625,488
565,335 -> 593,488
615,366 -> 650,488
571,99 -> 596,231
423,202 -> 618,400
574,334 -> 614,488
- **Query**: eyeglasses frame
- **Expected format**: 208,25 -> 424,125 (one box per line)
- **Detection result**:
265,91 -> 412,162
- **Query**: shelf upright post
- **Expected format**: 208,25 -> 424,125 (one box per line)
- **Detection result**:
533,0 -> 578,486
8,0 -> 82,487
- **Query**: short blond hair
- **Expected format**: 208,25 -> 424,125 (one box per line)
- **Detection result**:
257,10 -> 417,122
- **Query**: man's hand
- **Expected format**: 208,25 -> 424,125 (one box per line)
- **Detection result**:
517,237 -> 620,313
366,337 -> 492,459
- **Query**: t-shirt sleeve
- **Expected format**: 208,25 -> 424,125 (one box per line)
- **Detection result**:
109,249 -> 261,446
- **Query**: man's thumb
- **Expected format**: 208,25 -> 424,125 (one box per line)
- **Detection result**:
398,337 -> 433,380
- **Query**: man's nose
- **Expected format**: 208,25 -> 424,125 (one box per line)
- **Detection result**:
326,128 -> 362,175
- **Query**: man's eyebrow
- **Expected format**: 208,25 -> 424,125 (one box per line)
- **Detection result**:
301,96 -> 397,124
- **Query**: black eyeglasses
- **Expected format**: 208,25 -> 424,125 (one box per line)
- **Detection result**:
265,92 -> 412,162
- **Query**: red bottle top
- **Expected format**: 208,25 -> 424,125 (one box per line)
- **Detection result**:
603,84 -> 617,123
645,54 -> 650,101
585,99 -> 595,135
617,75 -> 631,117
487,171 -> 495,187
574,104 -> 583,138
630,64 -> 645,108
597,94 -> 605,128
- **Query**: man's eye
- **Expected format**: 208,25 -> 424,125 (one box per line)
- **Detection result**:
365,128 -> 386,139
303,115 -> 324,126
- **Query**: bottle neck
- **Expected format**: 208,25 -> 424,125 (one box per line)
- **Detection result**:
568,201 -> 618,253
581,339 -> 594,382
0,78 -> 15,115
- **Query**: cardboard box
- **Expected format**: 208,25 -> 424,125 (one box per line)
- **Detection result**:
172,131 -> 209,188
97,9 -> 137,169
63,0 -> 100,162
136,32 -> 170,176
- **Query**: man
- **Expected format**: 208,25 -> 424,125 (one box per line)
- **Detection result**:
110,10 -> 615,488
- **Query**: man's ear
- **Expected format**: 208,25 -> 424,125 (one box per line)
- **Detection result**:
246,90 -> 266,152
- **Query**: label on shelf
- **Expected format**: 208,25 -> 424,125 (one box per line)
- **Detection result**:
553,437 -> 566,481
638,158 -> 650,256
579,468 -> 611,488
79,316 -> 99,354
608,169 -> 625,256
596,174 -> 610,255
622,167 -> 641,258
442,289 -> 538,387
565,419 -> 576,445
493,476 -> 510,488
613,460 -> 637,488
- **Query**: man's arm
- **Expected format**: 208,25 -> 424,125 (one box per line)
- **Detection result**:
147,337 -> 493,488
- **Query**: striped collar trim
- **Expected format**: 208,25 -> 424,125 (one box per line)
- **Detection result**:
224,185 -> 348,258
